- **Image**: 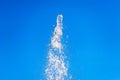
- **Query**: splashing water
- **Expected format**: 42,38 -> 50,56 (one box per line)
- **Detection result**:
45,14 -> 68,80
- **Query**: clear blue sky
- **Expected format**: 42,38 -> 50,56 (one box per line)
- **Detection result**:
0,0 -> 120,80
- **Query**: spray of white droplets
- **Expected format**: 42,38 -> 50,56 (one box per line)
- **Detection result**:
45,15 -> 68,80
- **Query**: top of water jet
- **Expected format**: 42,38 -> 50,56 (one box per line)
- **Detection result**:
57,14 -> 63,26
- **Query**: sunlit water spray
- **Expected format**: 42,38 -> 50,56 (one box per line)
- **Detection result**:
45,14 -> 70,80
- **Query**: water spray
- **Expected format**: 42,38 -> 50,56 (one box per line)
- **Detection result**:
45,14 -> 68,80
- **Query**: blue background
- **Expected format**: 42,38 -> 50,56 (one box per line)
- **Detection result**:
0,0 -> 120,80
